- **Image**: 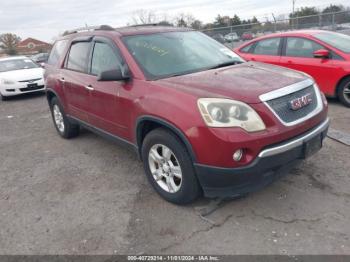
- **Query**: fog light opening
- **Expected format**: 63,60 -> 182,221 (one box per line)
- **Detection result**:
233,149 -> 243,162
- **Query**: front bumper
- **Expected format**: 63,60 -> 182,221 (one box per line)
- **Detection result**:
194,118 -> 330,198
0,80 -> 45,96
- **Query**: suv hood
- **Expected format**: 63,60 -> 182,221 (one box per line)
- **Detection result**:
156,62 -> 308,104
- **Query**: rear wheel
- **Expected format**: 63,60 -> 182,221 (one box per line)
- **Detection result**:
338,78 -> 350,108
141,128 -> 201,204
50,97 -> 80,138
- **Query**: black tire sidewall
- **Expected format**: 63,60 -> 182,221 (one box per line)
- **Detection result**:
141,129 -> 201,204
0,93 -> 7,101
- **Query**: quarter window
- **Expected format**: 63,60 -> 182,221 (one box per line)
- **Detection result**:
253,38 -> 281,56
48,40 -> 68,65
240,43 -> 254,53
91,42 -> 122,76
66,42 -> 91,73
285,37 -> 324,58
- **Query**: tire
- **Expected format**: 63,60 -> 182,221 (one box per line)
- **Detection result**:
141,128 -> 201,205
49,97 -> 80,138
337,77 -> 350,108
0,93 -> 7,101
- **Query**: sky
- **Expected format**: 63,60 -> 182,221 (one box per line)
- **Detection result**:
0,0 -> 349,42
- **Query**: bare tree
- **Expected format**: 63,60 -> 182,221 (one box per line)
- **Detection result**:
174,13 -> 196,27
0,33 -> 21,55
131,9 -> 158,25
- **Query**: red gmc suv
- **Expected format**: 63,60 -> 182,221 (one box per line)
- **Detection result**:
44,25 -> 329,204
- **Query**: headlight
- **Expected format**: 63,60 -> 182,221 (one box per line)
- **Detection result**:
197,98 -> 266,132
1,79 -> 15,85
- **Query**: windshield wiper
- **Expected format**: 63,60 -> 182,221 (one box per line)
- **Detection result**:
209,60 -> 243,70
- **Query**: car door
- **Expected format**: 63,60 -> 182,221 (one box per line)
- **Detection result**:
62,38 -> 92,123
241,37 -> 282,65
279,37 -> 338,94
83,37 -> 131,139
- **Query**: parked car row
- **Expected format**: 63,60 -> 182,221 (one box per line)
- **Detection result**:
209,32 -> 255,43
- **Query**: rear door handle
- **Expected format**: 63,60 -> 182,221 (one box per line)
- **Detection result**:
85,84 -> 94,91
59,77 -> 65,82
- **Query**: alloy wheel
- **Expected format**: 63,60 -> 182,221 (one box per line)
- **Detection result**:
343,82 -> 350,104
53,104 -> 65,133
148,144 -> 182,193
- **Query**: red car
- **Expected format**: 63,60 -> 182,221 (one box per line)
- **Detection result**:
45,25 -> 328,204
235,30 -> 350,107
241,32 -> 254,41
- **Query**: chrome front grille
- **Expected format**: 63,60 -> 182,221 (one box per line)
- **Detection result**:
266,85 -> 317,124
259,79 -> 323,126
18,78 -> 42,83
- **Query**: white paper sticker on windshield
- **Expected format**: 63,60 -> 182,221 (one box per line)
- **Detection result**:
24,59 -> 32,63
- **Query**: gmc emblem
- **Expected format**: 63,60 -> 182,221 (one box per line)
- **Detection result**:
289,93 -> 313,111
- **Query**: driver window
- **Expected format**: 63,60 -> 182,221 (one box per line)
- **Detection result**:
286,37 -> 324,58
91,42 -> 122,76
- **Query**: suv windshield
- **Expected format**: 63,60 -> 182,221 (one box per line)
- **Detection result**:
314,31 -> 350,53
123,31 -> 244,80
0,58 -> 39,73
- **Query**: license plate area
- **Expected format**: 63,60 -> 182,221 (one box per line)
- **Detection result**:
27,83 -> 38,89
302,135 -> 322,159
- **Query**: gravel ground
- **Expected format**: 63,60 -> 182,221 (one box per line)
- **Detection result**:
0,93 -> 349,255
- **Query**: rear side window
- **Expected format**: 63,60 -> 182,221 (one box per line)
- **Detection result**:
66,42 -> 91,73
253,38 -> 281,56
285,37 -> 324,58
91,42 -> 122,76
47,40 -> 68,65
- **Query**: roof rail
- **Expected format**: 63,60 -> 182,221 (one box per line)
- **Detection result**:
62,25 -> 114,36
129,23 -> 173,27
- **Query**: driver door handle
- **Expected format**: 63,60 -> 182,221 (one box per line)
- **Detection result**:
59,77 -> 65,82
85,84 -> 94,91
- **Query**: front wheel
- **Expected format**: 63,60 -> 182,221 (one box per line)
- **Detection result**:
50,97 -> 80,138
141,128 -> 201,204
338,78 -> 350,108
0,93 -> 7,101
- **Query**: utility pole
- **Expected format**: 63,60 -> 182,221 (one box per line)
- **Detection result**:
272,13 -> 277,32
292,0 -> 296,29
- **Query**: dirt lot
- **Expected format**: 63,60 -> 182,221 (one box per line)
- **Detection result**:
0,93 -> 349,255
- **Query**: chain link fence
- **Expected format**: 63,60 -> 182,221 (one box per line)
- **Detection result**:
201,10 -> 350,49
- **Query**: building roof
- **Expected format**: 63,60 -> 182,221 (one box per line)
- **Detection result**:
17,38 -> 51,47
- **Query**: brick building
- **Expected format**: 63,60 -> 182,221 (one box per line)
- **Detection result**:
16,38 -> 52,55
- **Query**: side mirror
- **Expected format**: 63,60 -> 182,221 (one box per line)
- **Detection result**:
97,68 -> 130,81
40,62 -> 45,68
313,49 -> 330,59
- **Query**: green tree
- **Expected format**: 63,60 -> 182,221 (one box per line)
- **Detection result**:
0,33 -> 21,55
251,16 -> 259,24
191,20 -> 203,30
289,7 -> 319,28
230,14 -> 241,26
322,4 -> 343,13
322,4 -> 350,25
213,15 -> 228,27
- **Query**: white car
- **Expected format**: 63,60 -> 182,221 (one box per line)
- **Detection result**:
0,56 -> 45,100
224,32 -> 239,42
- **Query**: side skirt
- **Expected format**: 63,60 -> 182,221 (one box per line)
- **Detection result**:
67,115 -> 139,157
